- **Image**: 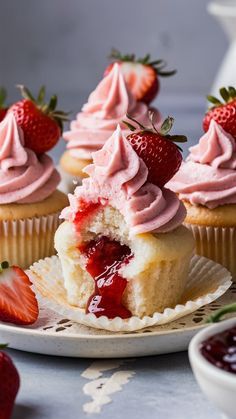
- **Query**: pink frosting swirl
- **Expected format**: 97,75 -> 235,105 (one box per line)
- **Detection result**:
63,63 -> 160,160
62,125 -> 185,234
167,120 -> 236,208
0,113 -> 60,204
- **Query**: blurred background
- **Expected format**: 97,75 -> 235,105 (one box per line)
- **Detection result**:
0,0 -> 231,156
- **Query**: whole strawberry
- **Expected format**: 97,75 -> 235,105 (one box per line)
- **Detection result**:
9,85 -> 69,154
125,113 -> 187,188
0,261 -> 38,325
203,86 -> 236,140
0,88 -> 8,122
104,49 -> 176,104
0,345 -> 20,419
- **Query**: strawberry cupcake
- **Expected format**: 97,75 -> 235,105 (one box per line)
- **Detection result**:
0,112 -> 68,268
167,119 -> 236,279
60,63 -> 160,193
55,121 -> 194,319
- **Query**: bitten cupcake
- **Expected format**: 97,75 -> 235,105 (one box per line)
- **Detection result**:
167,119 -> 236,279
55,121 -> 194,319
0,112 -> 68,268
60,63 -> 160,193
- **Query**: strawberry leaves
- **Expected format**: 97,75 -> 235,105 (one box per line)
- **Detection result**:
203,86 -> 236,139
10,85 -> 70,153
207,86 -> 236,108
206,303 -> 236,323
123,112 -> 187,146
0,87 -> 7,109
16,84 -> 70,130
109,48 -> 176,77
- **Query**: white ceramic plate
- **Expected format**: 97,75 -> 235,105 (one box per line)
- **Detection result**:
0,284 -> 235,358
29,255 -> 232,332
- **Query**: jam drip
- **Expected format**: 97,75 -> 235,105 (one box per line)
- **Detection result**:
74,200 -> 101,231
80,236 -> 133,319
201,326 -> 236,374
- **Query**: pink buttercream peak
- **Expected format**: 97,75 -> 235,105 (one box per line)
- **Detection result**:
0,113 -> 29,171
82,63 -> 135,119
0,112 -> 60,204
167,121 -> 236,209
62,126 -> 185,234
84,124 -> 147,194
189,119 -> 236,169
63,65 -> 160,160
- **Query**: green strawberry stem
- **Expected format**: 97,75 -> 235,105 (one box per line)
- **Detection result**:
0,87 -> 7,108
109,48 -> 176,77
16,84 -> 70,132
123,113 -> 187,149
126,113 -> 146,130
206,303 -> 236,323
160,116 -> 174,136
0,261 -> 9,272
207,86 -> 236,109
37,85 -> 46,105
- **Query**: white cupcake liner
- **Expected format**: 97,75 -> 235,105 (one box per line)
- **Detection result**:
57,165 -> 82,194
0,213 -> 62,269
185,223 -> 236,281
28,254 -> 232,332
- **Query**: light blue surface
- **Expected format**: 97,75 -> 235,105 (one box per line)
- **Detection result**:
9,349 -> 220,419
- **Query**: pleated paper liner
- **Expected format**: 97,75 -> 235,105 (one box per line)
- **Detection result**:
185,223 -> 236,281
0,212 -> 61,269
28,255 -> 232,332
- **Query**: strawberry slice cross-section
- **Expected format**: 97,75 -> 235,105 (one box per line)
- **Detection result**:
0,261 -> 39,325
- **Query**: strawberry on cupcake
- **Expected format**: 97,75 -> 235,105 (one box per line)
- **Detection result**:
104,48 -> 176,104
10,84 -> 69,153
203,86 -> 236,139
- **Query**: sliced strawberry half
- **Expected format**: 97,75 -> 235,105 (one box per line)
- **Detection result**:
104,49 -> 176,104
0,261 -> 39,325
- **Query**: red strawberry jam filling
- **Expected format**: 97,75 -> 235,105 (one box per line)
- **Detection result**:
74,200 -> 101,231
79,236 -> 133,319
200,326 -> 236,374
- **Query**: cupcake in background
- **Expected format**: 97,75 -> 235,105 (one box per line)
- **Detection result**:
0,85 -> 69,268
167,117 -> 236,279
60,63 -> 159,192
60,49 -> 176,193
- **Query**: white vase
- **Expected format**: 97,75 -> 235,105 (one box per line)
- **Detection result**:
208,1 -> 236,95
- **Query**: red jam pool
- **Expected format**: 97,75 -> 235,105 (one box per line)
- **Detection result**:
200,325 -> 236,374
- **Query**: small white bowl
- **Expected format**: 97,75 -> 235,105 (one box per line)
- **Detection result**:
189,318 -> 236,419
